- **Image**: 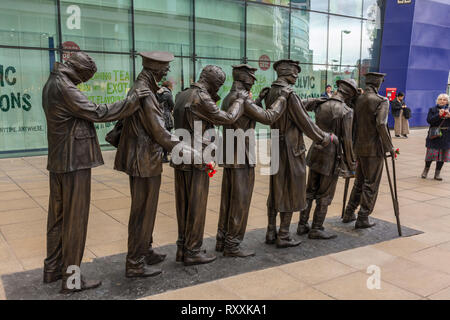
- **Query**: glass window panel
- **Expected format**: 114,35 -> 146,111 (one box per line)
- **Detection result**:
363,0 -> 383,19
60,0 -> 131,52
134,0 -> 191,56
293,64 -> 327,99
291,10 -> 328,64
195,0 -> 244,59
78,52 -> 133,145
326,66 -> 360,92
247,0 -> 290,6
0,48 -> 53,156
0,0 -> 58,48
247,4 -> 290,62
328,16 -> 362,67
329,0 -> 363,17
291,0 -> 328,12
361,20 -> 382,72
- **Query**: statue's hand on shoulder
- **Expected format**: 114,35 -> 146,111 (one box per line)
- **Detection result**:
134,88 -> 152,99
280,87 -> 293,99
258,87 -> 270,100
237,90 -> 249,100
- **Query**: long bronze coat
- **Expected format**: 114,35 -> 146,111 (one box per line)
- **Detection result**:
265,79 -> 328,212
306,96 -> 355,177
42,62 -> 141,173
171,82 -> 245,171
114,72 -> 180,177
221,81 -> 287,167
353,86 -> 393,157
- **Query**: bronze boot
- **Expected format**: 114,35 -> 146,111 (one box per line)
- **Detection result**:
276,212 -> 302,248
355,215 -> 376,229
183,250 -> 217,266
308,204 -> 337,240
43,269 -> 62,284
126,258 -> 162,278
145,247 -> 166,265
297,199 -> 312,235
265,207 -> 278,244
342,207 -> 357,223
175,245 -> 184,262
61,274 -> 102,294
223,247 -> 255,258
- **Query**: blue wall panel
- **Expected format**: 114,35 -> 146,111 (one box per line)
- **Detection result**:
379,0 -> 450,128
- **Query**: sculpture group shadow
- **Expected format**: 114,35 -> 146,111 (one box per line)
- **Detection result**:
2,217 -> 421,300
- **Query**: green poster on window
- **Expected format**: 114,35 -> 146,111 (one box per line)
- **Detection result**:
0,48 -> 49,155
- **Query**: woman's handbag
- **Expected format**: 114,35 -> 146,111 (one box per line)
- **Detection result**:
105,120 -> 123,147
428,119 -> 445,140
403,107 -> 411,119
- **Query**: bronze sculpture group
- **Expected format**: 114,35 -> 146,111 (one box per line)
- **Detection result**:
41,50 -> 395,293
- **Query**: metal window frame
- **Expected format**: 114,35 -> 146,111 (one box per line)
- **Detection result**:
0,0 -> 382,87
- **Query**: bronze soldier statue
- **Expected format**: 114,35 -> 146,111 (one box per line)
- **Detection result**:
215,64 -> 290,257
114,52 -> 194,278
42,51 -> 150,293
297,79 -> 357,239
264,59 -> 336,248
342,72 -> 394,228
172,65 -> 246,266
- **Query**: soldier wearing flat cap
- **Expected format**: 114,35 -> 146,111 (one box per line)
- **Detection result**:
342,72 -> 394,229
297,78 -> 358,239
264,59 -> 337,248
42,51 -> 151,293
215,64 -> 290,257
172,65 -> 247,266
114,51 -> 195,278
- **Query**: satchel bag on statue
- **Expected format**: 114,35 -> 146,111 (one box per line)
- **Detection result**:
105,120 -> 123,148
428,119 -> 445,140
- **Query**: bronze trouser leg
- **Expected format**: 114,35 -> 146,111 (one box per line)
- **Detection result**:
126,175 -> 161,268
216,168 -> 231,245
358,156 -> 384,217
175,169 -> 189,250
175,168 -> 210,255
345,157 -> 364,214
301,169 -> 321,224
219,167 -> 255,251
311,173 -> 339,229
278,212 -> 293,240
44,169 -> 91,275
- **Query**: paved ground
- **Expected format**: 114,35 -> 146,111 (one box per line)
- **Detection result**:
1,128 -> 450,300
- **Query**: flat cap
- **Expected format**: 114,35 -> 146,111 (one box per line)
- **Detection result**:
139,51 -> 174,69
232,64 -> 257,80
273,59 -> 301,73
365,72 -> 386,83
336,78 -> 358,95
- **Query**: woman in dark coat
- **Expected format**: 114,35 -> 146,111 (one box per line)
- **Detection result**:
422,93 -> 450,180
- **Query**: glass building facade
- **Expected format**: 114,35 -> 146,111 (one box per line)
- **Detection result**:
0,0 -> 385,157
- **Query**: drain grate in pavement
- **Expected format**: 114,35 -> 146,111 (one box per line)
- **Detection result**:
2,217 -> 421,300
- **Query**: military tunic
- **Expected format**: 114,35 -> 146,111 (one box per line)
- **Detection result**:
217,81 -> 287,251
346,85 -> 394,217
264,79 -> 329,213
171,82 -> 244,255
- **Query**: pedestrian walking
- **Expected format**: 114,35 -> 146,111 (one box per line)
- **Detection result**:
422,93 -> 450,180
391,92 -> 410,138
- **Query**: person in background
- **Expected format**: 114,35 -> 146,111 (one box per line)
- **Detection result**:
157,80 -> 175,163
391,92 -> 410,138
321,84 -> 333,99
422,93 -> 450,180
